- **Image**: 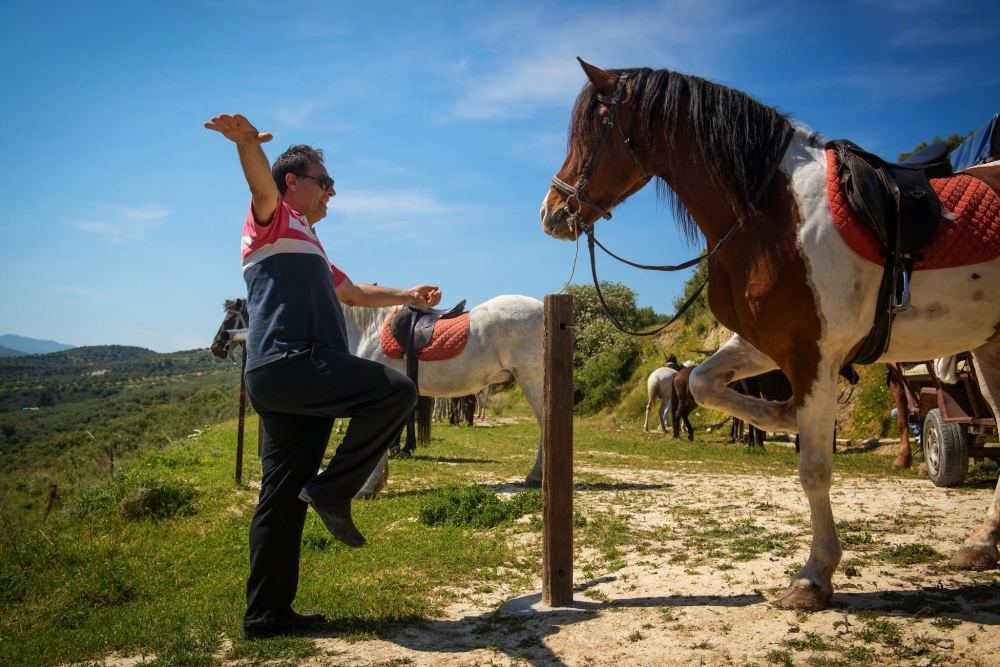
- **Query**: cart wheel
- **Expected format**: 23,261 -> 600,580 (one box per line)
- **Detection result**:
922,409 -> 969,487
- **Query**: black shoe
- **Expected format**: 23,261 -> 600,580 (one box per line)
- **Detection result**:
242,612 -> 325,640
299,490 -> 366,548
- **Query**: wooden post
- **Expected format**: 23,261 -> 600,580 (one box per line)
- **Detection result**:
542,294 -> 574,607
236,343 -> 247,484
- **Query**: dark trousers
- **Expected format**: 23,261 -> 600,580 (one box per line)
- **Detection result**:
242,345 -> 416,626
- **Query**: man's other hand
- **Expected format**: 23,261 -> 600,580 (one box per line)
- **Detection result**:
204,114 -> 274,145
409,286 -> 442,308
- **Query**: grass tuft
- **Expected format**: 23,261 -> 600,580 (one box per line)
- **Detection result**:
418,486 -> 541,529
71,467 -> 195,520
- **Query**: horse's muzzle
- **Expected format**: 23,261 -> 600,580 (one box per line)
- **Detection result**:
540,201 -> 578,241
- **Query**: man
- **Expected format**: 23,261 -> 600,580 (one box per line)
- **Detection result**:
205,113 -> 442,640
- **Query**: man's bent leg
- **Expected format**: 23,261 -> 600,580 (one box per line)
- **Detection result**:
246,348 -> 416,511
244,409 -> 331,627
303,352 -> 416,506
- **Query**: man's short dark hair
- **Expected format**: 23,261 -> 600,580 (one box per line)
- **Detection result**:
272,144 -> 325,194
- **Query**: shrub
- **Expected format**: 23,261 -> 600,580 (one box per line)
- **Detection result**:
418,486 -> 541,529
72,467 -> 195,520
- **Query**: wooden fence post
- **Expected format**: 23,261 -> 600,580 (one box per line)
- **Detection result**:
542,294 -> 574,607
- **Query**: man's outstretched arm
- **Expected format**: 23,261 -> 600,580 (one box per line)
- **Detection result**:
336,277 -> 442,309
204,113 -> 279,224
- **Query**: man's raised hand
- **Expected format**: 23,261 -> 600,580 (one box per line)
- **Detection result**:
204,114 -> 274,145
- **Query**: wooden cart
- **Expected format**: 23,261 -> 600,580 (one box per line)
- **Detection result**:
891,357 -> 1000,486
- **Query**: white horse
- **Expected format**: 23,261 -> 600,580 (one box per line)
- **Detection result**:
344,295 -> 545,495
643,367 -> 677,433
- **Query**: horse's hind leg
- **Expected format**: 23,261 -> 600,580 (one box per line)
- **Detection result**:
951,343 -> 1000,570
518,374 -> 545,488
683,410 -> 694,441
887,366 -> 912,469
659,399 -> 670,433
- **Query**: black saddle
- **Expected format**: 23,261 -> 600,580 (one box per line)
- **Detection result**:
831,140 -> 951,256
389,301 -> 466,457
829,140 -> 953,365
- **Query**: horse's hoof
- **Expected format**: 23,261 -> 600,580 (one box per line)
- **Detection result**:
950,545 -> 999,571
892,455 -> 912,469
776,582 -> 832,611
524,475 -> 542,489
396,449 -> 412,460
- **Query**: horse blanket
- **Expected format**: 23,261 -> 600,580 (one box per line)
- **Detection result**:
380,308 -> 470,361
826,149 -> 1000,270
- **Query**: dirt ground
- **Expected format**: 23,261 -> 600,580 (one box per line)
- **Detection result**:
303,465 -> 1000,667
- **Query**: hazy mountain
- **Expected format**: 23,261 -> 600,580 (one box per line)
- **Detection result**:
0,334 -> 75,355
0,345 -> 23,357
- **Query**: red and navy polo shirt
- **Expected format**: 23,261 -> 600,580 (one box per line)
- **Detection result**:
241,197 -> 350,371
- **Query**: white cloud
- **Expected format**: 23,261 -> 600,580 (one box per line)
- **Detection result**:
74,204 -> 170,245
447,1 -> 753,120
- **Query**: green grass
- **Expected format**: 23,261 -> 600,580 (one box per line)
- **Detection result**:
1,384 -> 995,666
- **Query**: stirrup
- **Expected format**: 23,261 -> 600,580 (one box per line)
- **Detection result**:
892,267 -> 912,312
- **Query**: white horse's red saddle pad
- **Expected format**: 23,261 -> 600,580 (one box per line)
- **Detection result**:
380,308 -> 470,361
827,149 -> 1000,270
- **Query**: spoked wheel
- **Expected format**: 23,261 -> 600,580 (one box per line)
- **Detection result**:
922,408 -> 969,487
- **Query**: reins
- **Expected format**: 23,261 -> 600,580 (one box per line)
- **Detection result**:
552,76 -> 794,336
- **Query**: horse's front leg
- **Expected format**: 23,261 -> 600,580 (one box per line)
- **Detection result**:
688,334 -> 796,432
779,361 -> 841,610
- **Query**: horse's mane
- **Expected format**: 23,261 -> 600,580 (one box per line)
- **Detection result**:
570,68 -> 793,244
340,303 -> 394,347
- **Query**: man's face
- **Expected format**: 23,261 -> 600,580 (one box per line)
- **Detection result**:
286,162 -> 336,224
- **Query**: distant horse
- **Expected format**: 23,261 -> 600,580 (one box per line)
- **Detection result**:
668,365 -> 697,440
342,296 -> 545,489
475,386 -> 491,422
449,394 -> 477,426
542,60 -> 1000,607
644,354 -> 681,433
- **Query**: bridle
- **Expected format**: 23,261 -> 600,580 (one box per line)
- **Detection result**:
550,73 -> 794,337
550,74 -> 650,229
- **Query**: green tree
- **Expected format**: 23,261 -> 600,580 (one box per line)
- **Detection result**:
566,282 -> 650,413
898,131 -> 972,162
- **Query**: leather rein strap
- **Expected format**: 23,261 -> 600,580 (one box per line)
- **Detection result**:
552,74 -> 794,337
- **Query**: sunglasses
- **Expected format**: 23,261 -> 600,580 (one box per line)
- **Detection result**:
294,173 -> 335,190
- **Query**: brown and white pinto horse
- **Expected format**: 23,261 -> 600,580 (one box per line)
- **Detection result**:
541,60 -> 1000,610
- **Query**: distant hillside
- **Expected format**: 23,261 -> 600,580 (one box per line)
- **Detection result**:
0,334 -> 75,355
0,345 -> 241,473
0,345 -> 22,357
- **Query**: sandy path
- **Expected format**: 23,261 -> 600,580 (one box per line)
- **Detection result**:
307,468 -> 1000,667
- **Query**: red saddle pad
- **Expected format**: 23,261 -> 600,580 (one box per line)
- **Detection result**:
380,309 -> 471,361
826,149 -> 1000,270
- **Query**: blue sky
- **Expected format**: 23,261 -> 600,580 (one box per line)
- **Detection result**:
1,0 -> 998,352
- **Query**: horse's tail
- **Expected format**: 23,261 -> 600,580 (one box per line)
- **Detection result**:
417,395 -> 433,445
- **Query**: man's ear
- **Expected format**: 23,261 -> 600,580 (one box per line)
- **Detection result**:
284,172 -> 297,192
578,57 -> 617,97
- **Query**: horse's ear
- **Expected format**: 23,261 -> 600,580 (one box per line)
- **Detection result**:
577,57 -> 616,97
